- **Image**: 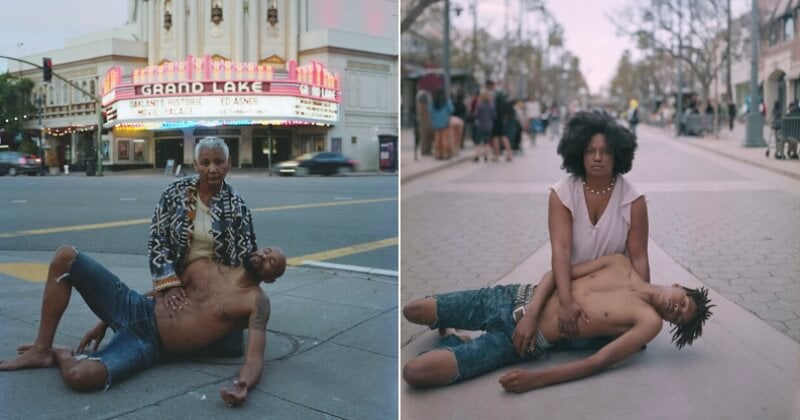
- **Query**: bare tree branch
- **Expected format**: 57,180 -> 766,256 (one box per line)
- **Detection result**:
401,0 -> 443,33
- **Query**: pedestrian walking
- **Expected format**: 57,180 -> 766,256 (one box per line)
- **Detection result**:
416,90 -> 434,156
548,102 -> 561,141
490,84 -> 513,162
627,99 -> 640,136
428,88 -> 455,160
785,100 -> 800,159
771,100 -> 785,160
472,91 -> 495,162
525,98 -> 542,146
728,100 -> 736,131
452,90 -> 468,152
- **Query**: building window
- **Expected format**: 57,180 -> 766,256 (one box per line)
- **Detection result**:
785,15 -> 794,41
211,2 -> 223,25
769,22 -> 778,46
164,0 -> 172,30
793,79 -> 800,104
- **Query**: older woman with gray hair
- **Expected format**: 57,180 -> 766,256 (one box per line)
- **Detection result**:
80,137 -> 257,357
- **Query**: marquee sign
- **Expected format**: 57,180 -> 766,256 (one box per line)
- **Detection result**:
114,95 -> 338,123
101,55 -> 341,128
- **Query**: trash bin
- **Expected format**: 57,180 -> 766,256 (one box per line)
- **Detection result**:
85,158 -> 97,176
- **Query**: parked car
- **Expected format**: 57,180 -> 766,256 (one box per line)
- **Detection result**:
276,152 -> 358,176
0,151 -> 42,176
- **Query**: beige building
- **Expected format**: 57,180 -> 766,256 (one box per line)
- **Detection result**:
758,0 -> 800,117
14,0 -> 398,172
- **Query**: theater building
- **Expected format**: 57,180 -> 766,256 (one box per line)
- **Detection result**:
15,0 -> 398,172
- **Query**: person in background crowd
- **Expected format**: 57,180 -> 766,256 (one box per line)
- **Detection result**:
548,102 -> 562,141
472,91 -> 496,162
452,90 -> 468,152
627,99 -> 640,136
428,88 -> 455,160
785,100 -> 800,159
728,99 -> 736,131
416,90 -> 435,156
490,84 -> 514,162
526,97 -> 542,146
772,100 -> 785,160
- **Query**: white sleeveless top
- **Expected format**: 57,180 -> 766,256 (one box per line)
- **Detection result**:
550,175 -> 644,265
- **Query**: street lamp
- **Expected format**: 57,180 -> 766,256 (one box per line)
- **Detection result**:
443,1 -> 464,97
35,91 -> 45,175
676,1 -> 684,137
743,0 -> 766,147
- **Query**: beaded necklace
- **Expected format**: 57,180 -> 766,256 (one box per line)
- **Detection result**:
582,177 -> 616,195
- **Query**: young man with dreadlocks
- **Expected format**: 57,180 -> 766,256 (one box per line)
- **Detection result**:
402,253 -> 714,392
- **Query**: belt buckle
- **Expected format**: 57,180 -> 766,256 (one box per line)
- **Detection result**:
513,305 -> 526,323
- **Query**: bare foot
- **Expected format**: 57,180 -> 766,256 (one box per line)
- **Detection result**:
51,347 -> 77,365
0,345 -> 55,370
438,328 -> 472,342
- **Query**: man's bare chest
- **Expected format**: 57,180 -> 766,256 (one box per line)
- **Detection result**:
183,275 -> 240,323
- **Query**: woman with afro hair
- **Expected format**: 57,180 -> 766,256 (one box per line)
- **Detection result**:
517,110 -> 650,344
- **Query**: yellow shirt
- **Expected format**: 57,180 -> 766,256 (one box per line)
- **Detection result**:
187,194 -> 215,262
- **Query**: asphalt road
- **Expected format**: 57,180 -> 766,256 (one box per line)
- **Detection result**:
0,173 -> 398,271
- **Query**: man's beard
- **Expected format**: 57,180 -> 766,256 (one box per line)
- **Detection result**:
243,253 -> 262,280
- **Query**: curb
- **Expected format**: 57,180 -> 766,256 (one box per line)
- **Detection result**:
400,153 -> 474,184
299,260 -> 398,279
680,139 -> 800,181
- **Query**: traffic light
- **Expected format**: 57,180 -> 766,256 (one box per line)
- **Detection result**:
42,57 -> 53,82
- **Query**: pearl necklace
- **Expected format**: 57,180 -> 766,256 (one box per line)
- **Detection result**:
583,178 -> 615,195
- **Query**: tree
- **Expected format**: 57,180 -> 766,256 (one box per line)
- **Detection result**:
611,0 -> 735,103
0,73 -> 37,150
610,50 -> 637,104
401,0 -> 442,34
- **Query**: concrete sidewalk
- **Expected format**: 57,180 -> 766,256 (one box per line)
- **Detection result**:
661,122 -> 800,180
401,240 -> 800,420
0,251 -> 397,419
400,128 -> 476,184
400,123 -> 800,419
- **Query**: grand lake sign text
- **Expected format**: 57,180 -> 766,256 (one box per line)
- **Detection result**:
138,81 -> 266,96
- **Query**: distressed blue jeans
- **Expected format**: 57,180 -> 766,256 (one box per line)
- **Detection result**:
430,284 -> 552,383
65,252 -> 163,389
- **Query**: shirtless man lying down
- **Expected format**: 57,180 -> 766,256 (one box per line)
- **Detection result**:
402,253 -> 714,392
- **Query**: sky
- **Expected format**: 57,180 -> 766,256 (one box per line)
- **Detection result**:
0,0 -> 128,73
1,0 -> 751,94
449,0 -> 751,95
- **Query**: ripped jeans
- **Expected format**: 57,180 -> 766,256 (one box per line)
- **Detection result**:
430,284 -> 552,383
65,251 -> 164,389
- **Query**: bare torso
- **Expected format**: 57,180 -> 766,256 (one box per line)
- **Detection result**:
154,259 -> 260,354
536,263 -> 658,343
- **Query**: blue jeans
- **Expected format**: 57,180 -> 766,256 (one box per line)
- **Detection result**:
431,284 -> 552,383
66,252 -> 163,389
